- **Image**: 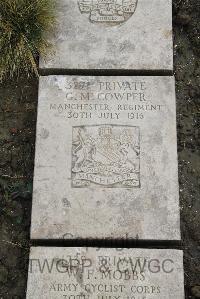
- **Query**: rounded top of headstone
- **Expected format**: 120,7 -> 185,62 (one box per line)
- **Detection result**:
78,0 -> 138,25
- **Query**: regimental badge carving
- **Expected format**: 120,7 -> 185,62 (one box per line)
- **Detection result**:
72,125 -> 140,188
78,0 -> 138,24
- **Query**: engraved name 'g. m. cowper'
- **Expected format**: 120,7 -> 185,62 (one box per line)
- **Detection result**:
78,0 -> 138,24
72,125 -> 140,188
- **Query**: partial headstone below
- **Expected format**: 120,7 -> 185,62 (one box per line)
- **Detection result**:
31,75 -> 180,241
40,0 -> 173,71
26,247 -> 185,299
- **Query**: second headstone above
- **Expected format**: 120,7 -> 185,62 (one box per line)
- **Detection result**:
40,0 -> 173,72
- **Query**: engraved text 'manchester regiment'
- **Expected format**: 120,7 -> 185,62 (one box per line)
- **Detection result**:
78,0 -> 138,23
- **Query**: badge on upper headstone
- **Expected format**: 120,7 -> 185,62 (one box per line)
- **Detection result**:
39,0 -> 173,71
78,0 -> 138,24
31,75 -> 180,241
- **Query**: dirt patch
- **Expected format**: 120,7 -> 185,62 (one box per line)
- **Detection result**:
0,0 -> 199,298
173,0 -> 200,297
0,77 -> 38,298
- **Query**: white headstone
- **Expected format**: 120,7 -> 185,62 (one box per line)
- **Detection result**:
26,247 -> 185,298
40,0 -> 173,71
31,75 -> 180,240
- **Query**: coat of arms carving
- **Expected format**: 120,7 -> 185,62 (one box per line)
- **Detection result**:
72,125 -> 140,188
78,0 -> 138,24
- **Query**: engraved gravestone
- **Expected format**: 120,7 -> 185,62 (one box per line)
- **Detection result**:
26,247 -> 185,298
31,75 -> 180,240
40,0 -> 173,71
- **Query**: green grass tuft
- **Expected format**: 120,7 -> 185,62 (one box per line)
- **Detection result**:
0,0 -> 56,80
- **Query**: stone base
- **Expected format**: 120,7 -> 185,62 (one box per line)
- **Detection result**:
26,247 -> 185,298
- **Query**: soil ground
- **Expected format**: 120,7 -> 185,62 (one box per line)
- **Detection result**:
0,0 -> 199,298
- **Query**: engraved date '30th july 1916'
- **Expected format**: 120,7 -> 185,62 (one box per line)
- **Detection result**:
78,0 -> 138,24
72,125 -> 140,188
